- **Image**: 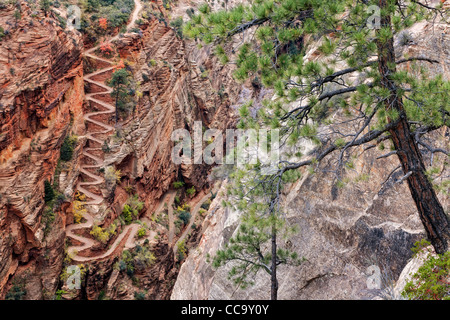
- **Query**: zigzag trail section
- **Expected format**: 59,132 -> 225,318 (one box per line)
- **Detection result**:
65,0 -> 157,263
65,0 -> 216,264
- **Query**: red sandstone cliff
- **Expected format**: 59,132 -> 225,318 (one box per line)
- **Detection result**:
0,2 -> 84,298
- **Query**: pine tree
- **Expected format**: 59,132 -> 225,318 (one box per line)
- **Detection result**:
44,180 -> 55,203
184,0 -> 450,259
109,68 -> 131,123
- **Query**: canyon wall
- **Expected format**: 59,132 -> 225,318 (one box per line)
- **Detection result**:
0,3 -> 84,298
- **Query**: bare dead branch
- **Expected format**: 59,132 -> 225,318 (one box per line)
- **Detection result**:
396,171 -> 412,184
377,151 -> 397,159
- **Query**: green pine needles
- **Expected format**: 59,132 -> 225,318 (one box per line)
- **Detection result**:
402,240 -> 450,300
210,212 -> 304,290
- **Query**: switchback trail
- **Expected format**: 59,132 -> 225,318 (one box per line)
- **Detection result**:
65,0 -> 163,263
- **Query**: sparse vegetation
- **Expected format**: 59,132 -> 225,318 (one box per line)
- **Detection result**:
115,245 -> 155,277
90,222 -> 117,244
5,278 -> 27,300
121,195 -> 144,224
173,181 -> 184,189
186,186 -> 195,197
402,240 -> 450,300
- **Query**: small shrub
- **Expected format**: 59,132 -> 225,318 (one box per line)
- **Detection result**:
55,289 -> 67,300
137,227 -> 146,238
5,279 -> 26,300
178,210 -> 191,226
186,186 -> 196,197
402,240 -> 450,300
201,198 -> 212,210
173,181 -> 184,189
97,290 -> 106,300
186,8 -> 195,18
73,192 -> 87,223
90,223 -> 116,244
122,204 -> 134,224
177,240 -> 187,261
169,17 -> 184,38
105,166 -> 121,192
134,291 -> 146,300
121,195 -> 144,224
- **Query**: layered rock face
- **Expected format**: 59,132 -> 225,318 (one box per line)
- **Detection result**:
103,16 -> 239,213
171,19 -> 449,300
86,15 -> 242,299
0,3 -> 84,298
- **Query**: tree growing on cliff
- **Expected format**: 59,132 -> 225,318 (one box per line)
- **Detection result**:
44,180 -> 55,203
185,0 -> 450,259
39,0 -> 51,14
210,210 -> 304,299
109,68 -> 131,123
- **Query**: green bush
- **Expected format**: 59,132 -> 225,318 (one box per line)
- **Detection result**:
402,240 -> 450,300
5,280 -> 26,300
173,181 -> 184,189
122,204 -> 135,224
121,195 -> 144,224
169,17 -> 184,38
178,210 -> 191,226
137,227 -> 146,238
177,240 -> 186,261
186,186 -> 196,197
134,291 -> 146,300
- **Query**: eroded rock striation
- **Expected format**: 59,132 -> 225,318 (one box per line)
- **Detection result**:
0,3 -> 84,298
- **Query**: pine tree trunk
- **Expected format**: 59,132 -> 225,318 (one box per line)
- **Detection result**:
271,221 -> 278,300
376,0 -> 450,254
